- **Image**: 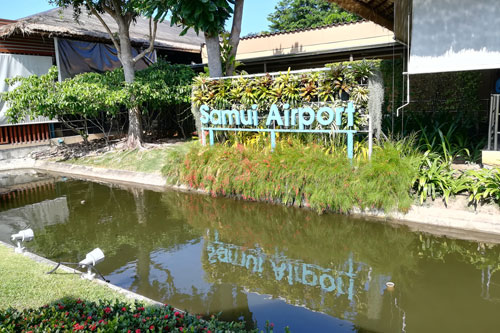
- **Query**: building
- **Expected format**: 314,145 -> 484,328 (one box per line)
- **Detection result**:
201,20 -> 402,74
329,0 -> 500,165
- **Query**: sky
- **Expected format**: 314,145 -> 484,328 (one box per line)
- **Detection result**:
1,0 -> 278,36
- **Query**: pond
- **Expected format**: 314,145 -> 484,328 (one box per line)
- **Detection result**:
1,171 -> 500,332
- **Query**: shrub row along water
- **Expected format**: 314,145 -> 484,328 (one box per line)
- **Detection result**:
0,298 -> 261,332
162,140 -> 419,213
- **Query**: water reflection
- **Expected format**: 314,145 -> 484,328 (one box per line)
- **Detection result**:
1,174 -> 500,332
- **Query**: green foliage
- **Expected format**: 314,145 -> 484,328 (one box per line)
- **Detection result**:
0,298 -> 254,332
139,0 -> 234,36
1,61 -> 195,124
413,151 -> 467,204
413,149 -> 500,206
466,168 -> 500,205
267,0 -> 360,32
192,60 -> 378,110
162,139 -> 418,213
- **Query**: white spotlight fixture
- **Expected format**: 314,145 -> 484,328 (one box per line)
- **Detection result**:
79,248 -> 105,280
11,229 -> 34,253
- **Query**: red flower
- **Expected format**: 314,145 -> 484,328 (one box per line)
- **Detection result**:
73,323 -> 84,331
142,319 -> 146,323
179,328 -> 183,332
122,307 -> 127,312
104,307 -> 111,314
76,299 -> 82,304
133,314 -> 140,318
136,330 -> 141,333
174,311 -> 180,317
164,314 -> 169,319
149,325 -> 155,330
87,316 -> 92,320
137,307 -> 145,312
58,305 -> 65,310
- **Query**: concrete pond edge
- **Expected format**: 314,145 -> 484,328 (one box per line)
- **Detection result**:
4,158 -> 500,242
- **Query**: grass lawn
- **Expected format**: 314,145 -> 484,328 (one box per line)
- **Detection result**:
65,144 -> 187,174
0,244 -> 131,310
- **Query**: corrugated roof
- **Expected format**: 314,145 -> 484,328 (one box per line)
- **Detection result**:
0,6 -> 204,53
241,20 -> 366,40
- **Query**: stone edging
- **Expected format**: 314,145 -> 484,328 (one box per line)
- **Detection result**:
5,159 -> 500,240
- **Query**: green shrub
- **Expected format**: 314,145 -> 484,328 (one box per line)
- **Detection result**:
0,298 -> 254,332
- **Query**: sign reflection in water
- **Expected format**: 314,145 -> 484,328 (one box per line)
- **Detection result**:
206,230 -> 391,317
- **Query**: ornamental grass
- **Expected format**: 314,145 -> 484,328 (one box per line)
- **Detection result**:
162,139 -> 419,213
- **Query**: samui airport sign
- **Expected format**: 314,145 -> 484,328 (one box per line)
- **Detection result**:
200,102 -> 357,159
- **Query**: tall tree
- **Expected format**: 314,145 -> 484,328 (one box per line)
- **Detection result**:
50,0 -> 158,148
267,0 -> 359,32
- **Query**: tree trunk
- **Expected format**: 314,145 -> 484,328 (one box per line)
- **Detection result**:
225,0 -> 244,76
119,23 -> 144,148
205,32 -> 223,78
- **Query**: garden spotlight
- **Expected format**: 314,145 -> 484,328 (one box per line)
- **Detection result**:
11,228 -> 34,253
79,248 -> 105,280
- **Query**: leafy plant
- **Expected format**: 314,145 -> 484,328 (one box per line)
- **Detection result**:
466,168 -> 500,205
191,60 -> 381,109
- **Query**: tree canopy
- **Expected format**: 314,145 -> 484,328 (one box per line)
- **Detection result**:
267,0 -> 360,32
138,0 -> 234,37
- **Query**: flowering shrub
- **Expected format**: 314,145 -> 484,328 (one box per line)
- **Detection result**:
0,298 -> 257,332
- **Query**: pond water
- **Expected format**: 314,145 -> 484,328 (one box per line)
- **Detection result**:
1,171 -> 500,332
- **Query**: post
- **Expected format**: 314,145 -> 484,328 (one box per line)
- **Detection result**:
368,114 -> 373,159
201,126 -> 206,145
347,132 -> 354,160
209,129 -> 214,146
495,95 -> 499,151
271,130 -> 276,151
53,37 -> 63,82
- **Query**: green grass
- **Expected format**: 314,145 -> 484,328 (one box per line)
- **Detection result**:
66,146 -> 183,174
0,244 -> 131,310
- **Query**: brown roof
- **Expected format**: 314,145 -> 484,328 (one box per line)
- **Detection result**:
327,0 -> 394,30
0,6 -> 204,53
